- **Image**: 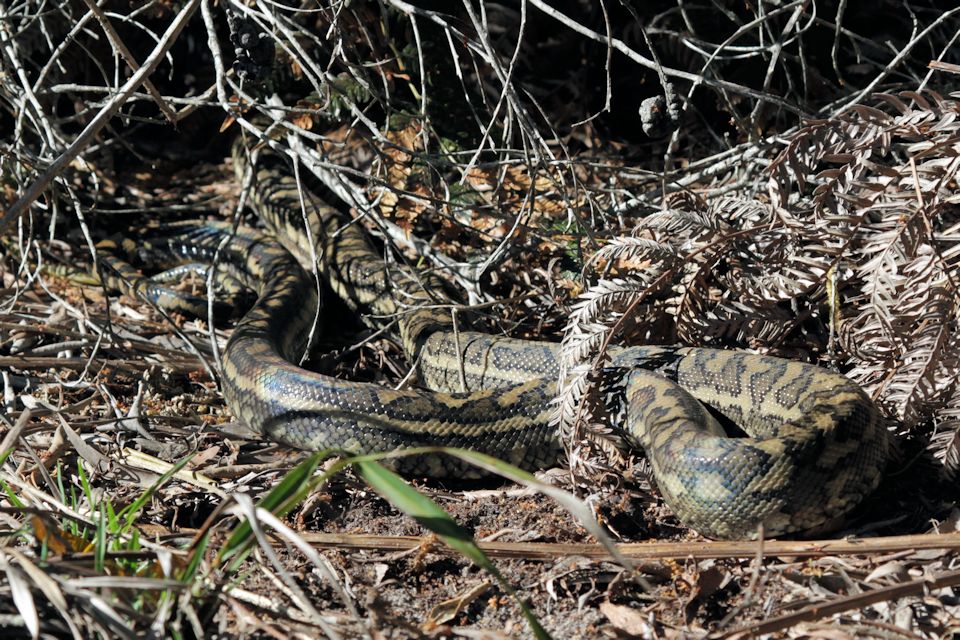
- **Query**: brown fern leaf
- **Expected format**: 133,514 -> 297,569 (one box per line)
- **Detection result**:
929,388 -> 960,481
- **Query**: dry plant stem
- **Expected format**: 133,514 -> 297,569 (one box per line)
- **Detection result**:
0,320 -> 209,361
204,3 -> 480,299
228,497 -> 340,638
286,531 -> 960,562
833,6 -> 960,115
830,0 -> 849,85
720,568 -> 960,639
0,355 -> 203,375
45,85 -> 222,123
394,0 -> 591,243
749,3 -> 809,125
527,0 -> 806,116
1,7 -> 62,154
0,0 -> 201,234
666,0 -> 810,158
715,526 -> 767,631
456,0 -> 542,180
228,3 -> 572,299
31,2 -> 101,97
910,156 -> 960,295
0,409 -> 33,454
79,0 -> 176,122
920,29 -> 960,91
457,1 -> 587,267
928,60 -> 960,75
235,0 -> 382,138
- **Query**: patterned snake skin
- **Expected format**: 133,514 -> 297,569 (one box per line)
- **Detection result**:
118,137 -> 891,539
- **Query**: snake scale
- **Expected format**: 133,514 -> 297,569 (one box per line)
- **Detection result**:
115,135 -> 890,540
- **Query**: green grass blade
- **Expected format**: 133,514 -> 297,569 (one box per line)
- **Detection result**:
355,460 -> 551,640
1,480 -> 24,508
118,454 -> 195,530
95,510 -> 106,572
182,530 -> 210,586
350,447 -> 632,569
104,497 -> 119,535
218,451 -> 349,569
77,460 -> 94,513
436,448 -> 634,569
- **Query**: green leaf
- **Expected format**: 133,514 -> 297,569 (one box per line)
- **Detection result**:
355,460 -> 551,640
435,449 -> 634,569
118,454 -> 195,530
353,447 -> 632,570
218,451 -> 345,569
95,510 -> 106,573
78,459 -> 94,514
182,530 -> 210,585
1,479 -> 24,508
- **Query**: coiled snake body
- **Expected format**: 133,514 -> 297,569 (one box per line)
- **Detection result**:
131,139 -> 890,540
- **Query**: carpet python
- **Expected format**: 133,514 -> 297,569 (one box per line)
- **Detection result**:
107,136 -> 890,540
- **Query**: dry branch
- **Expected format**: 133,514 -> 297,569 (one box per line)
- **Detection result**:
0,0 -> 200,233
244,531 -> 960,562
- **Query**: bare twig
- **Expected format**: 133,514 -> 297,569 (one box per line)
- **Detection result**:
721,568 -> 960,638
0,0 -> 200,233
79,0 -> 176,122
235,530 -> 960,561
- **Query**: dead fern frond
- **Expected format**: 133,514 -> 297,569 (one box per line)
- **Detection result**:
929,394 -> 960,481
556,262 -> 683,473
639,207 -> 729,240
561,90 -> 960,475
585,237 -> 681,278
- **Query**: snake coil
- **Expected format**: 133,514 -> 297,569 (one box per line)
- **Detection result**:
117,136 -> 891,540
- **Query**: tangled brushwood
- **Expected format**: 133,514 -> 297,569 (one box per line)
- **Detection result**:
560,92 -> 960,478
2,1 -> 959,488
6,0 -> 960,634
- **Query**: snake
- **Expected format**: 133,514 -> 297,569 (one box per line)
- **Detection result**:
107,134 -> 890,540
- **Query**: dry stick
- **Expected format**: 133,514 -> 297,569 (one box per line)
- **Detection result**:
663,0 -> 809,164
720,568 -> 960,639
292,531 -> 960,561
31,2 -> 103,95
0,0 -> 201,234
0,409 -> 32,455
527,0 -> 806,116
715,525 -> 767,631
832,6 -> 960,115
0,321 -> 212,360
830,0 -> 850,86
169,83 -> 220,122
1,6 -> 62,152
461,0 -> 592,260
79,0 -> 176,122
746,1 -> 809,127
290,136 -> 485,299
46,83 -> 221,118
0,355 -> 204,375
